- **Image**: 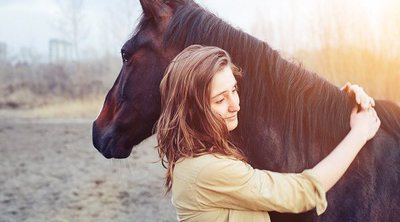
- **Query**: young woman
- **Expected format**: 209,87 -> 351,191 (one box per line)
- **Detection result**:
156,45 -> 380,222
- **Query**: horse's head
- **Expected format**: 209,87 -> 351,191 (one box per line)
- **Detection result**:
92,0 -> 187,158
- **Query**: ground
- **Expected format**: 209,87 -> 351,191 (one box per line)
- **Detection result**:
0,117 -> 176,222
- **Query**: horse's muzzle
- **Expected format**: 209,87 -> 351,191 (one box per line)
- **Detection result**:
92,121 -> 113,158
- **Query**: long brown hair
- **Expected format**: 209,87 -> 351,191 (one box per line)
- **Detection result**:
156,45 -> 246,192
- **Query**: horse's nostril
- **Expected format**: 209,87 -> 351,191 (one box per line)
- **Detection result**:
92,121 -> 102,150
92,122 -> 116,158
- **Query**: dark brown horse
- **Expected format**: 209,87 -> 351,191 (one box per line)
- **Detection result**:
92,0 -> 400,221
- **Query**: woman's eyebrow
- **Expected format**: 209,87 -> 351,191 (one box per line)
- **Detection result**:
211,90 -> 227,99
211,82 -> 237,99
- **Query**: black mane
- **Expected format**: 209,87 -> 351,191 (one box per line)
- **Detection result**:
162,2 -> 400,172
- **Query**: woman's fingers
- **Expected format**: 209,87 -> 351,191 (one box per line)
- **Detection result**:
349,84 -> 374,109
370,97 -> 376,107
341,82 -> 375,110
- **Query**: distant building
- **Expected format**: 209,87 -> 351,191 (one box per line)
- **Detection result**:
19,47 -> 36,64
48,39 -> 72,63
0,42 -> 6,61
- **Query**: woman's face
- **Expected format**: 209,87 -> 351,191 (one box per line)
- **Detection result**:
209,66 -> 240,131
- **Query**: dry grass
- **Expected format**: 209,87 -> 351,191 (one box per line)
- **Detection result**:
0,58 -> 118,119
30,97 -> 104,118
0,97 -> 104,119
295,46 -> 400,104
251,0 -> 400,105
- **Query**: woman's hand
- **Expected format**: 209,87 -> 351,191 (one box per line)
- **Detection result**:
350,106 -> 381,142
341,82 -> 375,110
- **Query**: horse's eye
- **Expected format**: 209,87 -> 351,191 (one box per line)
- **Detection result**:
121,51 -> 130,63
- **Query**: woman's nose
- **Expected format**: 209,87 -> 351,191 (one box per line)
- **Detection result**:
228,98 -> 240,112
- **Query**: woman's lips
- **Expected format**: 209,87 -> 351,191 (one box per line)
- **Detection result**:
225,115 -> 237,121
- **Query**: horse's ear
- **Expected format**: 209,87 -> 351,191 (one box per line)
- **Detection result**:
139,0 -> 177,19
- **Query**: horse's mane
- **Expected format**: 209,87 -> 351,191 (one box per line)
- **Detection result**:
160,2 -> 400,171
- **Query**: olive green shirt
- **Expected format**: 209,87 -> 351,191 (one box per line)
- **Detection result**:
171,154 -> 327,222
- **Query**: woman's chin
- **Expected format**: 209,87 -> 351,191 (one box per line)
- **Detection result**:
227,119 -> 238,131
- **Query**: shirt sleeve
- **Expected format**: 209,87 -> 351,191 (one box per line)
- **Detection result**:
195,157 -> 327,215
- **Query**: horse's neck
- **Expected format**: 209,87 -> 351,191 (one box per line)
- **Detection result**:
233,43 -> 352,172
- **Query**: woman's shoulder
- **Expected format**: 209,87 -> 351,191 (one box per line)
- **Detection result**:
190,154 -> 251,175
193,154 -> 255,187
174,153 -> 254,188
174,154 -> 233,182
175,154 -> 245,176
177,153 -> 241,167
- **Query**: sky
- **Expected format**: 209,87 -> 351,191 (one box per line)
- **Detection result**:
0,0 -> 395,62
0,0 -> 261,59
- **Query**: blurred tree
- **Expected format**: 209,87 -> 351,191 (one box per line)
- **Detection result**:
102,0 -> 140,57
54,0 -> 88,60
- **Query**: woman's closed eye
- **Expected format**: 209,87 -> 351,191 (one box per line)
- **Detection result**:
216,98 -> 225,104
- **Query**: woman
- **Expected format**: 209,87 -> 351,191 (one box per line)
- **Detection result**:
156,45 -> 380,222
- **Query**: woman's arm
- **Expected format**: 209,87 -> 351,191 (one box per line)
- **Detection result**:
195,156 -> 329,214
195,106 -> 380,214
311,106 -> 381,191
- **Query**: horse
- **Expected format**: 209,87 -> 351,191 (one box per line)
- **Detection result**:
92,0 -> 400,221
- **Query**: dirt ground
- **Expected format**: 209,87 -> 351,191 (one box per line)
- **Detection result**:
0,117 -> 176,222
